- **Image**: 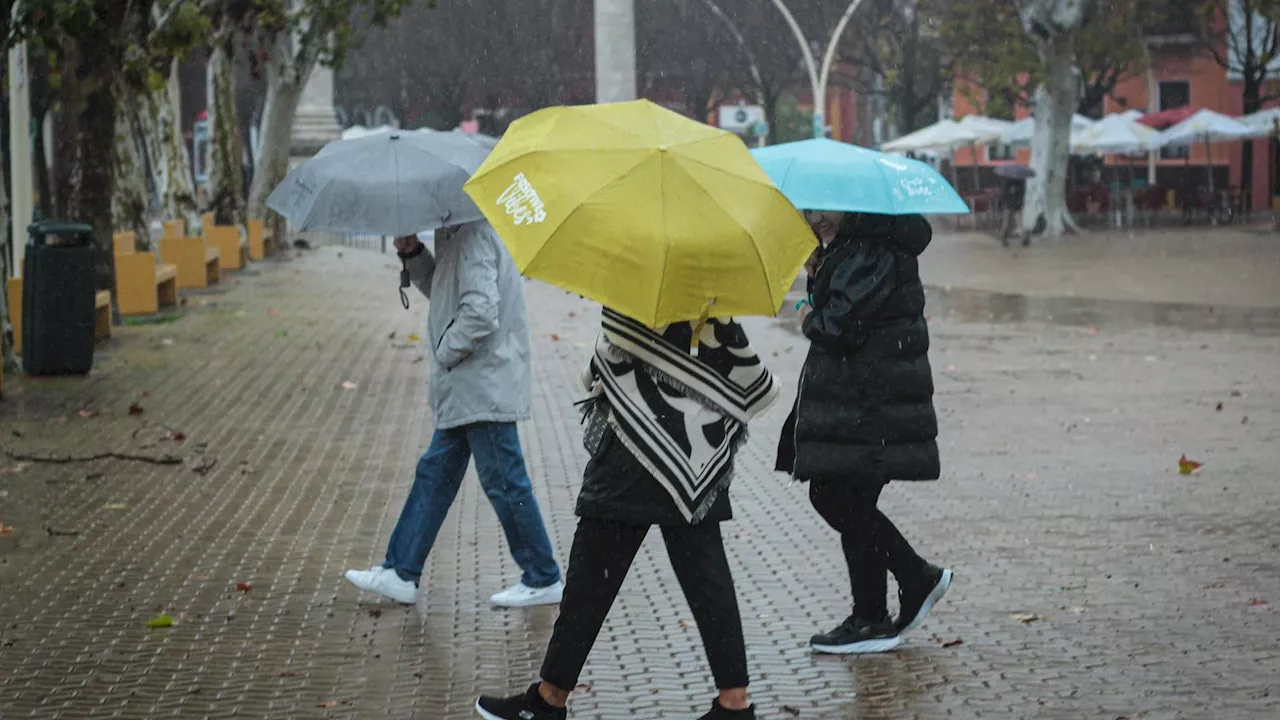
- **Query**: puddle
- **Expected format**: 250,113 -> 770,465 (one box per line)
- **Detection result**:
779,285 -> 1280,336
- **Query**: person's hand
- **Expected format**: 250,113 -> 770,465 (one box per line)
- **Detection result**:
803,247 -> 821,277
394,234 -> 422,254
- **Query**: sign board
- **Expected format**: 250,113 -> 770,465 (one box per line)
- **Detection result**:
719,104 -> 765,134
192,119 -> 211,186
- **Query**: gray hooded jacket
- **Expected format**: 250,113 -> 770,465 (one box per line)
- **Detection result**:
403,221 -> 531,430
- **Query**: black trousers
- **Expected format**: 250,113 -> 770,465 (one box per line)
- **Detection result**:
809,480 -> 925,621
540,517 -> 749,691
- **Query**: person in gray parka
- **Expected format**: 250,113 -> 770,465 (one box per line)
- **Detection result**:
344,220 -> 563,608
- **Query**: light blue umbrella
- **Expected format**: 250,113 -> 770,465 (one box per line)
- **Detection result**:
751,138 -> 970,215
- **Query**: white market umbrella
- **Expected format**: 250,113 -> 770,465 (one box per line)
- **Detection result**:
1001,114 -> 1096,145
1072,113 -> 1164,154
1159,109 -> 1261,192
1239,107 -> 1280,136
881,120 -> 980,153
341,124 -> 398,140
957,115 -> 1017,144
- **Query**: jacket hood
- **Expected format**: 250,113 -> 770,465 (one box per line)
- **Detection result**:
834,213 -> 933,257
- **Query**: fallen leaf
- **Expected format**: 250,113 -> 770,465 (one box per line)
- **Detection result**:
387,331 -> 397,340
406,333 -> 422,343
1242,416 -> 1249,425
276,330 -> 288,338
678,619 -> 692,629
0,524 -> 15,537
782,706 -> 802,717
1202,582 -> 1226,589
51,416 -> 67,424
940,638 -> 964,648
0,463 -> 30,476
1215,402 -> 1224,412
77,409 -> 100,419
412,356 -> 425,364
147,614 -> 174,628
550,333 -> 561,342
573,683 -> 592,693
568,311 -> 577,318
1086,325 -> 1100,334
103,503 -> 128,510
165,430 -> 187,442
268,308 -> 278,318
341,381 -> 358,390
1063,605 -> 1087,615
128,403 -> 145,416
316,700 -> 341,709
1178,454 -> 1204,475
367,607 -> 382,619
735,531 -> 751,539
235,582 -> 251,593
1248,599 -> 1271,610
1012,613 -> 1041,624
280,671 -> 298,677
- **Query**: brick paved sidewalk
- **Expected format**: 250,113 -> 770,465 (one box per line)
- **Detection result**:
1,246 -> 1278,719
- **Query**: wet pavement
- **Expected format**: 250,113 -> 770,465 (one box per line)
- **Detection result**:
2,243 -> 1279,719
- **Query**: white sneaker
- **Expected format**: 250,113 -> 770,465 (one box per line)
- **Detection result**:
343,566 -> 418,604
489,581 -> 564,608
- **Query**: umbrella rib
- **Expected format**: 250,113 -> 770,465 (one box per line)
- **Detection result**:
669,155 -> 776,316
669,152 -> 781,192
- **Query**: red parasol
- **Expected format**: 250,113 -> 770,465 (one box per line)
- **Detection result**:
1138,106 -> 1199,129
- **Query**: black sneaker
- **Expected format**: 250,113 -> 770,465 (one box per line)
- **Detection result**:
809,614 -> 900,654
475,683 -> 566,720
698,699 -> 756,719
896,563 -> 953,636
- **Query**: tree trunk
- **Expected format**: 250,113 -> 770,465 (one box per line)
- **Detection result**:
112,80 -> 152,248
139,66 -> 200,233
1022,34 -> 1079,238
1241,81 -> 1260,218
0,144 -> 17,375
65,77 -> 119,290
207,32 -> 247,228
246,52 -> 309,222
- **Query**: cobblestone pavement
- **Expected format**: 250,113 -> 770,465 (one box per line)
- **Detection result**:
1,245 -> 1278,719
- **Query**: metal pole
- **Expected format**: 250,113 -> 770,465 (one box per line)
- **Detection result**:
594,0 -> 637,103
768,0 -> 821,137
9,35 -> 33,277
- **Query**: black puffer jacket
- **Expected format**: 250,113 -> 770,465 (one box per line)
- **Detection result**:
776,213 -> 940,484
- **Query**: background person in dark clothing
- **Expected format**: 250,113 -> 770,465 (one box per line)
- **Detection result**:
1000,177 -> 1026,246
778,211 -> 952,655
477,310 -> 779,720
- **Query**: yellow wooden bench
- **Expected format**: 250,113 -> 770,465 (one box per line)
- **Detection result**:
113,232 -> 178,316
5,279 -> 111,354
202,212 -> 249,271
94,290 -> 112,339
247,219 -> 275,260
6,277 -> 21,355
159,219 -> 221,289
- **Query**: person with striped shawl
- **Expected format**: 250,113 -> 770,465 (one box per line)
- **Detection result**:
476,307 -> 779,720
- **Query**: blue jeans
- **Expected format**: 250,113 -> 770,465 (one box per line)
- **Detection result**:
383,422 -> 562,588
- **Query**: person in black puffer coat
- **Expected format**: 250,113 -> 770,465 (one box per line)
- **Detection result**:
776,210 -> 953,655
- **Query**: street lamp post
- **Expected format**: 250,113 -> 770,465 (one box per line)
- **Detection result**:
769,0 -> 866,138
595,0 -> 638,103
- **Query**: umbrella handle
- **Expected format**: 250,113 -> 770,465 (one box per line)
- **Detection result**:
690,298 -> 717,349
400,260 -> 411,310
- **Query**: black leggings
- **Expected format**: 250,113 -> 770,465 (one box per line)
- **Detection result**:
540,517 -> 748,691
809,480 -> 925,621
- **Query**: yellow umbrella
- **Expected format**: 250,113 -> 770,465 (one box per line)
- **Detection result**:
463,100 -> 815,328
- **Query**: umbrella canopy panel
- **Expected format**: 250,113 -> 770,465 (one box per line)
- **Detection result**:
268,130 -> 492,236
752,138 -> 969,215
1158,109 -> 1260,147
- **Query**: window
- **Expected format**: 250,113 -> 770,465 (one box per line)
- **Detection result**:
987,144 -> 1016,162
1159,80 -> 1191,159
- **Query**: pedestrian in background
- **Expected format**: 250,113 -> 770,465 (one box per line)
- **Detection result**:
476,308 -> 778,720
778,211 -> 952,654
343,221 -> 563,609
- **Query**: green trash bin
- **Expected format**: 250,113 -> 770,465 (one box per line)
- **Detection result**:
22,221 -> 98,376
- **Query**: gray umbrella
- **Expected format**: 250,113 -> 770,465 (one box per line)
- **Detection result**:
267,130 -> 491,236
